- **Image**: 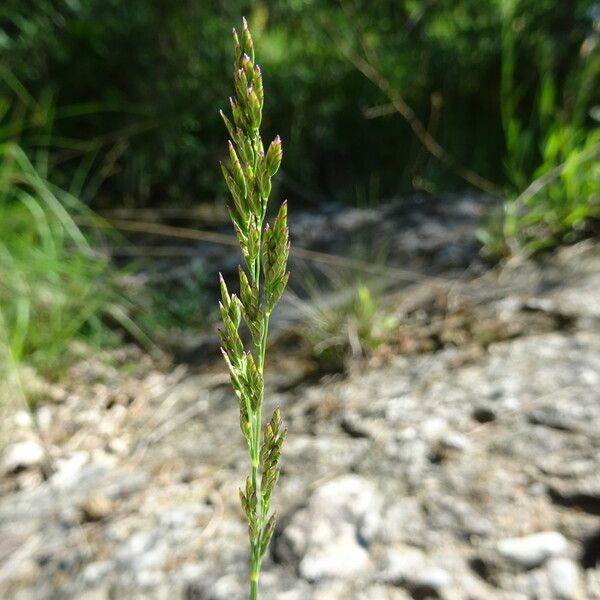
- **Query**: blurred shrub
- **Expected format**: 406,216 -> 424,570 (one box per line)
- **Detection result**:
483,125 -> 600,257
0,0 -> 594,208
1,1 -> 598,261
0,0 -> 240,203
137,260 -> 214,335
291,271 -> 397,371
479,0 -> 600,257
0,81 -> 140,392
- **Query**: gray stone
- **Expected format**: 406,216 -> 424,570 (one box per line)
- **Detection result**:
379,545 -> 427,584
379,498 -> 426,544
114,530 -> 168,571
279,475 -> 381,581
82,561 -> 113,586
510,568 -> 554,599
158,503 -> 206,529
380,547 -> 451,597
496,531 -> 568,568
300,532 -> 371,582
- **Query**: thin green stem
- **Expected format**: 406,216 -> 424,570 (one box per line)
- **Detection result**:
258,312 -> 269,370
250,572 -> 259,600
246,128 -> 270,598
250,418 -> 261,547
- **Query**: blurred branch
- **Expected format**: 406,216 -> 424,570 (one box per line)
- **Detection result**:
412,92 -> 444,187
78,216 -> 517,301
328,3 -> 501,196
363,103 -> 396,119
111,246 -> 212,257
77,216 -> 446,284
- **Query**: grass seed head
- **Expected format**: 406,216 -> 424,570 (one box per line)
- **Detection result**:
219,18 -> 289,596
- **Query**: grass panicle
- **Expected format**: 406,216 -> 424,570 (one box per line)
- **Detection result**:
218,18 -> 290,600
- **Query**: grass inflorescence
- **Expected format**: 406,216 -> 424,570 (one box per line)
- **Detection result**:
217,18 -> 290,600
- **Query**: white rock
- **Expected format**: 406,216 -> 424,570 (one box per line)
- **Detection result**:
497,531 -> 568,568
134,568 -> 164,587
313,580 -> 355,600
411,566 -> 452,592
380,547 -> 451,593
13,410 -> 32,428
420,417 -> 448,441
36,406 -> 53,433
77,588 -> 111,600
106,438 -> 129,456
299,524 -> 371,581
440,431 -> 471,452
176,562 -> 206,583
211,573 -> 244,600
547,557 -> 582,599
51,451 -> 89,486
3,439 -> 44,473
586,568 -> 600,598
282,475 -> 381,581
82,561 -> 113,586
311,474 -> 382,522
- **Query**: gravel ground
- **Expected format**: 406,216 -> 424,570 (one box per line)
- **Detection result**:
1,198 -> 599,599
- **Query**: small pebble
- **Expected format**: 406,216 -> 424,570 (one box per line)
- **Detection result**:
497,531 -> 568,568
81,494 -> 113,522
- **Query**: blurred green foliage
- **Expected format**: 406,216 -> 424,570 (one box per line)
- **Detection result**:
481,0 -> 600,256
0,0 -> 600,276
302,281 -> 396,371
0,81 -> 144,394
1,0 -> 596,214
291,260 -> 398,371
137,261 -> 214,335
